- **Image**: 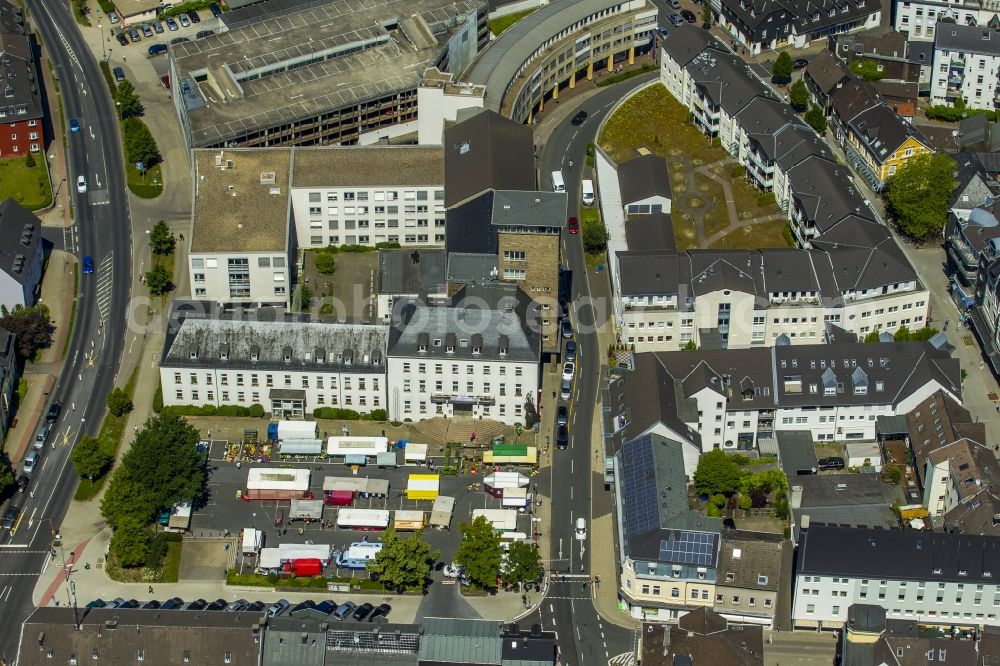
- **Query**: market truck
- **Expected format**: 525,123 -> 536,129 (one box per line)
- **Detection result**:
278,543 -> 332,565
336,508 -> 390,531
157,502 -> 192,532
288,499 -> 324,522
429,496 -> 455,530
335,542 -> 383,570
243,468 -> 312,501
283,558 -> 323,576
268,420 -> 319,441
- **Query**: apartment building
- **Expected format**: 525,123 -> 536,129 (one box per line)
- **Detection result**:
894,0 -> 1000,41
159,307 -> 389,419
0,198 -> 43,311
289,147 -> 446,248
0,0 -> 42,159
640,611 -> 765,664
188,149 -> 293,308
385,283 -> 542,426
0,327 -> 16,445
792,524 -> 1000,630
922,437 -> 1000,522
375,248 -> 449,322
930,23 -> 1000,110
714,531 -> 783,627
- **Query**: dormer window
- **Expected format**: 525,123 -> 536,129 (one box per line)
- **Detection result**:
446,344 -> 455,353
473,345 -> 481,354
189,350 -> 198,360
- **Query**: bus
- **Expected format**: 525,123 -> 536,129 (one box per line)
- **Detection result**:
335,542 -> 383,570
336,508 -> 390,531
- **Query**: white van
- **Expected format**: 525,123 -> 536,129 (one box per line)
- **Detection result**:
551,170 -> 565,193
575,517 -> 587,541
582,179 -> 595,206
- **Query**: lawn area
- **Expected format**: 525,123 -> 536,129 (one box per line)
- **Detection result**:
126,156 -> 163,199
581,207 -> 606,270
673,213 -> 698,251
692,175 -> 728,239
0,156 -> 52,211
162,539 -> 182,583
599,84 -> 727,165
74,367 -> 139,501
489,8 -> 537,35
709,219 -> 795,250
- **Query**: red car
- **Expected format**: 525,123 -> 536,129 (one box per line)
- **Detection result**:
567,216 -> 579,234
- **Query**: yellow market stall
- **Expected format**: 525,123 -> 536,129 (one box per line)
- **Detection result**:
406,474 -> 440,501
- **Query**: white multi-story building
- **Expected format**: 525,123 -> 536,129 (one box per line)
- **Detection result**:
386,283 -> 542,426
894,0 -> 996,41
289,146 -> 446,249
793,524 -> 1000,630
159,309 -> 389,420
930,23 -> 1000,109
188,149 -> 293,308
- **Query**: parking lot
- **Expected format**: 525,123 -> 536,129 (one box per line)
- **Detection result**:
99,5 -> 226,59
193,440 -> 542,580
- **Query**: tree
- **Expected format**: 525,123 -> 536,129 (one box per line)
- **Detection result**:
701,4 -> 712,28
886,152 -> 957,241
772,52 -> 793,84
681,340 -> 698,351
122,118 -> 159,167
24,152 -> 35,169
145,264 -> 173,296
119,413 -> 205,514
804,105 -> 827,134
893,325 -> 939,342
313,249 -> 336,275
851,59 -> 884,82
107,387 -> 133,417
502,540 -> 542,589
149,221 -> 176,256
0,453 -> 15,497
71,435 -> 113,480
115,79 -> 144,118
789,79 -> 809,112
0,304 -> 55,361
455,516 -> 503,589
109,517 -> 150,567
101,470 -> 154,531
694,449 -> 744,497
298,283 -> 313,310
366,528 -> 440,592
582,219 -> 608,255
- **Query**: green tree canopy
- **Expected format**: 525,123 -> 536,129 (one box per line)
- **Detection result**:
109,516 -> 150,567
366,528 -> 441,592
150,220 -> 176,256
121,414 -> 205,513
851,59 -> 884,82
694,449 -> 745,496
864,330 -> 882,343
145,264 -> 173,296
804,105 -> 827,134
107,387 -> 134,417
789,79 -> 809,112
582,219 -> 608,255
71,435 -> 113,480
893,325 -> 939,342
0,304 -> 55,361
314,249 -> 336,275
772,52 -> 793,83
115,79 -> 144,118
886,152 -> 957,241
455,516 -> 503,589
123,118 -> 159,167
101,470 -> 154,531
502,540 -> 543,589
0,453 -> 15,497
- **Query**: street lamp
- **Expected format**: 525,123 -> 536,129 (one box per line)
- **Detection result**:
99,23 -> 105,60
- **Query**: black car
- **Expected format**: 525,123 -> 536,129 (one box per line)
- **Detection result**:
561,319 -> 573,339
170,36 -> 190,45
681,9 -> 697,22
195,29 -> 215,39
147,44 -> 168,56
817,456 -> 845,471
2,505 -> 19,531
161,597 -> 184,610
556,405 -> 568,426
793,58 -> 809,70
141,600 -> 161,609
205,599 -> 227,611
187,9 -> 201,23
115,32 -> 129,46
556,425 -> 569,449
367,603 -> 391,622
85,600 -> 107,609
209,2 -> 223,17
46,402 -> 62,423
244,601 -> 266,612
120,599 -> 140,609
314,600 -> 338,615
186,599 -> 207,611
352,603 -> 375,621
565,340 -> 577,362
289,600 -> 316,616
570,110 -> 588,126
16,476 -> 29,494
128,28 -> 141,42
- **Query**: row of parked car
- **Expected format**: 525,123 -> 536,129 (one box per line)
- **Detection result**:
84,597 -> 392,622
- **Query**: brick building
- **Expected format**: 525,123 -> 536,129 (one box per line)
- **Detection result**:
0,0 -> 43,159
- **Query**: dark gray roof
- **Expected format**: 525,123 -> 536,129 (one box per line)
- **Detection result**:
831,79 -> 930,161
786,155 -> 877,234
776,430 -> 819,476
491,190 -> 567,229
717,530 -> 783,591
738,97 -> 801,156
447,252 -> 498,285
684,250 -> 763,298
687,47 -> 771,117
444,111 -> 535,207
798,525 -> 1000,584
618,155 -> 672,205
378,248 -> 448,295
659,347 -> 775,409
18,608 -> 263,666
790,0 -> 877,34
613,353 -> 701,445
501,626 -> 558,666
446,193 -> 498,255
388,283 -> 540,363
935,23 -> 1000,55
161,314 -> 388,373
0,197 -> 41,287
624,213 -> 677,252
846,603 -> 887,634
804,49 -> 851,95
617,251 -> 681,296
906,39 -> 933,64
660,25 -> 719,68
0,1 -> 42,123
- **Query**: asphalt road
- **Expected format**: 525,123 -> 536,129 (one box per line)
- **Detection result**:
528,75 -> 657,666
0,0 -> 132,657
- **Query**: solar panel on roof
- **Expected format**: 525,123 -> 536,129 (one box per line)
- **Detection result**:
659,531 -> 717,566
622,435 -> 661,538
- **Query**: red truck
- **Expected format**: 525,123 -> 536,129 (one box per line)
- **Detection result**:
283,558 -> 323,576
323,489 -> 355,506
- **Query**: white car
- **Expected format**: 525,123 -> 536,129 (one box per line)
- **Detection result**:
76,175 -> 87,193
443,562 -> 463,578
575,517 -> 587,541
561,361 -> 575,382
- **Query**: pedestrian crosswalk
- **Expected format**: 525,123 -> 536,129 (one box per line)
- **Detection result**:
609,652 -> 636,666
96,252 -> 114,324
87,190 -> 111,206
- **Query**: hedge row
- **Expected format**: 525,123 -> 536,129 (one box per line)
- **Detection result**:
159,404 -> 266,418
312,407 -> 388,421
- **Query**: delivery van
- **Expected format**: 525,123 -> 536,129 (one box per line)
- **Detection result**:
582,179 -> 595,206
551,170 -> 565,193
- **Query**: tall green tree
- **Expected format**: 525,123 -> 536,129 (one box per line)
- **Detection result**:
145,264 -> 173,296
0,304 -> 55,361
150,221 -> 176,256
109,516 -> 151,567
366,528 -> 440,592
694,449 -> 745,497
123,118 -> 159,167
71,435 -> 113,480
101,470 -> 154,531
0,453 -> 15,496
582,219 -> 608,255
115,79 -> 144,118
701,4 -> 712,28
455,516 -> 503,589
772,52 -> 793,84
120,413 -> 205,513
789,79 -> 809,112
804,105 -> 827,134
886,152 -> 957,241
502,540 -> 542,589
893,325 -> 939,342
106,387 -> 133,417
